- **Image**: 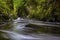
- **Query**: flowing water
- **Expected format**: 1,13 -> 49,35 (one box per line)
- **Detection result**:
0,17 -> 60,40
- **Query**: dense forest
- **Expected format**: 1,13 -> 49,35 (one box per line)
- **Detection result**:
0,0 -> 60,22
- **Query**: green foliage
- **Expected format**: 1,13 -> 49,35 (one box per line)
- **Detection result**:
0,0 -> 60,22
24,0 -> 60,22
14,0 -> 24,16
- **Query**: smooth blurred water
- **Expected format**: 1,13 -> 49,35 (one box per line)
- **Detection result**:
0,17 -> 60,40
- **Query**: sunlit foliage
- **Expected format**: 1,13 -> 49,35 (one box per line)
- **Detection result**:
0,0 -> 60,22
21,0 -> 60,22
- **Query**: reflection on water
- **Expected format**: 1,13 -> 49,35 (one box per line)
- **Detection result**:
0,18 -> 60,40
0,30 -> 39,40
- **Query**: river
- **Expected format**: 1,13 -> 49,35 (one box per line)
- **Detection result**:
0,17 -> 60,40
